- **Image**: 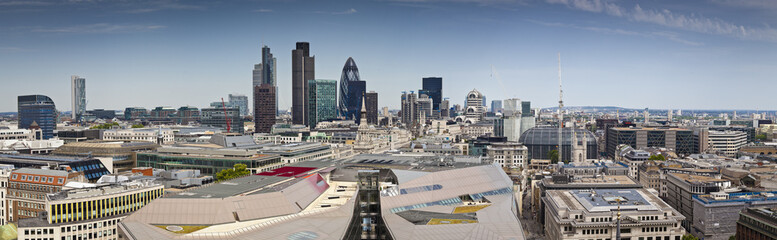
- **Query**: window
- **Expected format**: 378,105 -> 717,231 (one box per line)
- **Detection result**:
48,177 -> 53,183
34,176 -> 40,182
57,178 -> 63,184
21,175 -> 26,181
11,174 -> 17,180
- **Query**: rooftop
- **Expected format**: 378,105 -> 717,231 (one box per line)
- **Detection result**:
166,175 -> 289,199
670,173 -> 729,183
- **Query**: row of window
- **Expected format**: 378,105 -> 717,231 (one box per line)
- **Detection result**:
11,174 -> 65,185
62,229 -> 116,240
10,182 -> 61,193
62,218 -> 119,233
640,215 -> 660,221
18,201 -> 44,210
10,190 -> 48,200
50,188 -> 163,224
581,228 -> 609,235
641,226 -> 668,232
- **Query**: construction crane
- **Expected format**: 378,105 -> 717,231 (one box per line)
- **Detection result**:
221,98 -> 231,133
558,52 -> 564,163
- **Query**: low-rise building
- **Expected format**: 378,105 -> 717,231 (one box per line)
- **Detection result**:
7,168 -> 86,222
543,188 -> 686,240
708,130 -> 747,157
736,207 -> 777,240
0,164 -> 12,225
486,142 -> 528,168
16,179 -> 164,240
692,191 -> 777,240
102,128 -> 174,145
665,173 -> 732,230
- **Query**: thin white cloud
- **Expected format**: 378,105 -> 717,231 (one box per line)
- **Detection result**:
253,9 -> 273,13
545,0 -> 777,42
528,19 -> 704,46
0,1 -> 51,6
32,23 -> 166,33
316,8 -> 358,15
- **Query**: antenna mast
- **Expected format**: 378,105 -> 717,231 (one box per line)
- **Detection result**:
558,53 -> 564,163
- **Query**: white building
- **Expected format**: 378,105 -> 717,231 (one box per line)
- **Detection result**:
464,89 -> 485,122
103,128 -> 174,144
707,130 -> 747,157
0,164 -> 12,225
486,142 -> 528,168
0,128 -> 38,140
543,188 -> 686,240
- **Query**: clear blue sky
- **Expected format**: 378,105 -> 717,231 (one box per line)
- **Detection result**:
1,0 -> 775,112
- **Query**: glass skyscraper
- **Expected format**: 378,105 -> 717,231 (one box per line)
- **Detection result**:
421,77 -> 442,116
308,79 -> 337,128
71,75 -> 86,122
338,57 -> 365,121
18,95 -> 57,139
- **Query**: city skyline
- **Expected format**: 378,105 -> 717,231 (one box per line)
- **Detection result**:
1,0 -> 776,112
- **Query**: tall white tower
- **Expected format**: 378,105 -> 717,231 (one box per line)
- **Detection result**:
557,53 -> 564,163
71,75 -> 86,122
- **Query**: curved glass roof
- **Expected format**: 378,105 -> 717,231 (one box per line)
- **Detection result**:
518,127 -> 597,146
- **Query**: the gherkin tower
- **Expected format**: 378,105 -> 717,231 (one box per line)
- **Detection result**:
338,57 -> 366,120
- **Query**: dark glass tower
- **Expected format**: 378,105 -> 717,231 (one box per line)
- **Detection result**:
365,91 -> 378,125
338,57 -> 366,120
421,77 -> 442,117
18,95 -> 57,139
292,42 -> 315,125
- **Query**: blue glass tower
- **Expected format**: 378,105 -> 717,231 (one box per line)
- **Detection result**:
18,95 -> 57,139
338,57 -> 366,120
421,77 -> 442,114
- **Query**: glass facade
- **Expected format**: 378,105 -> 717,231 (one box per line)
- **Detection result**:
518,127 -> 598,162
49,187 -> 163,224
136,153 -> 281,175
71,76 -> 86,122
421,77 -> 442,113
338,57 -> 364,120
18,95 -> 57,140
308,79 -> 337,127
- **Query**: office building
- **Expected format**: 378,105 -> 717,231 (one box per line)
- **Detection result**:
86,109 -> 116,120
605,127 -> 695,158
292,42 -> 315,125
52,141 -> 160,173
175,106 -> 200,124
420,77 -> 442,118
103,128 -> 174,145
543,188 -> 686,240
18,95 -> 57,140
70,75 -> 86,122
708,130 -> 747,157
665,173 -> 732,230
519,127 -> 597,162
149,106 -> 176,121
16,178 -> 163,240
338,57 -> 365,121
308,79 -> 337,128
416,94 -> 433,123
503,98 -> 520,117
490,100 -> 502,113
364,91 -> 378,125
401,91 -> 417,126
253,45 -> 277,116
201,107 -> 243,134
254,84 -> 276,134
136,147 -> 282,176
229,94 -> 249,117
439,99 -> 450,119
494,116 -> 521,142
521,101 -> 532,117
465,89 -> 485,121
693,191 -> 777,240
737,207 -> 777,240
7,168 -> 86,222
123,107 -> 148,121
486,142 -> 528,168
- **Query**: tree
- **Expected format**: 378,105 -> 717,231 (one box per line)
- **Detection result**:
648,154 -> 666,160
216,164 -> 251,181
90,122 -> 119,129
548,149 -> 559,164
756,134 -> 767,141
682,234 -> 699,240
131,124 -> 144,128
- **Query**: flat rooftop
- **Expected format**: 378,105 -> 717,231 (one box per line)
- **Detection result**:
571,189 -> 657,212
166,175 -> 288,199
670,173 -> 729,183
